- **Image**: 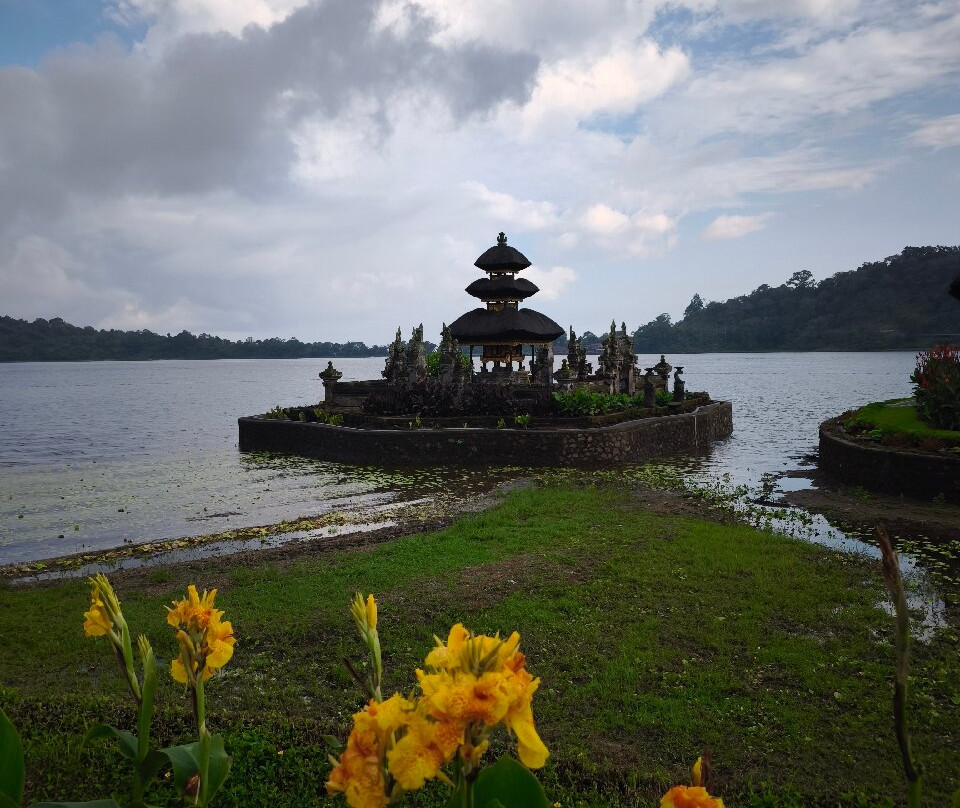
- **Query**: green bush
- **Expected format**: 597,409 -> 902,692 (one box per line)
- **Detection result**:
911,344 -> 960,430
552,389 -> 641,417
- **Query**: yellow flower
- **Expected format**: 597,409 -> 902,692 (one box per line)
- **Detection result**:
692,757 -> 703,787
365,595 -> 377,632
167,585 -> 235,684
351,592 -> 378,635
417,626 -> 549,770
660,786 -> 724,808
327,694 -> 415,808
166,584 -> 218,631
83,574 -> 124,640
386,712 -> 448,791
83,587 -> 114,638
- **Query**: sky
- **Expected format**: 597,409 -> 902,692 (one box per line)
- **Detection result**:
0,0 -> 958,344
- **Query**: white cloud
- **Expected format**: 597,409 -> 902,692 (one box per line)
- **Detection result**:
109,0 -> 313,44
581,204 -> 631,235
523,265 -> 577,300
579,204 -> 677,256
664,12 -> 960,137
701,213 -> 775,241
462,182 -> 559,229
910,113 -> 960,149
520,42 -> 689,134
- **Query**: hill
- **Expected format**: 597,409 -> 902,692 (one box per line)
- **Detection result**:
632,246 -> 960,352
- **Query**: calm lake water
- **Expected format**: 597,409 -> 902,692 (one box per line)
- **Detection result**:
0,353 -> 917,565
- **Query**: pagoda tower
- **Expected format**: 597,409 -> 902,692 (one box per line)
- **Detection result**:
449,232 -> 565,373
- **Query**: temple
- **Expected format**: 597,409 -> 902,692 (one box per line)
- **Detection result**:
238,231 -> 733,465
448,232 -> 564,384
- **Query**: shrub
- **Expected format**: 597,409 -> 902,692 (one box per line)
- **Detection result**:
911,344 -> 960,430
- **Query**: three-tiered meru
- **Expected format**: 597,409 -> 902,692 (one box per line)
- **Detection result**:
449,232 -> 565,371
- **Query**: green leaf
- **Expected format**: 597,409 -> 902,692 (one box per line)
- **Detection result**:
200,733 -> 231,806
30,801 -> 124,808
137,749 -> 169,786
0,707 -> 24,807
82,724 -> 138,761
0,794 -> 20,808
158,742 -> 200,795
471,757 -> 551,808
321,734 -> 344,751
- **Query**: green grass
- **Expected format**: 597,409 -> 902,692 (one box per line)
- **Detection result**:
1,483 -> 958,807
851,399 -> 960,444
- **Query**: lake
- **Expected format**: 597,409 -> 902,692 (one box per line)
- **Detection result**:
0,353 -> 918,565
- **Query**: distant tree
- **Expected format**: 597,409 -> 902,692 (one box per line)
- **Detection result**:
786,270 -> 816,289
684,293 -> 705,317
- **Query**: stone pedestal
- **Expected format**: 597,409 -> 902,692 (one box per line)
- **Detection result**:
319,361 -> 343,405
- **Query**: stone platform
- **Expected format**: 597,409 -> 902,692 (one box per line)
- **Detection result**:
238,400 -> 733,466
819,416 -> 960,502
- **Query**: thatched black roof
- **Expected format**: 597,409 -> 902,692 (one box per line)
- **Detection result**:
474,232 -> 531,272
465,277 -> 539,301
449,307 -> 564,344
950,275 -> 960,301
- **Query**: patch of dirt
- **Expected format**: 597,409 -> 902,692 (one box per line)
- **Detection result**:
782,480 -> 960,542
625,486 -> 740,524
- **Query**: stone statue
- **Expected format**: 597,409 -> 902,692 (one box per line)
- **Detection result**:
673,366 -> 685,402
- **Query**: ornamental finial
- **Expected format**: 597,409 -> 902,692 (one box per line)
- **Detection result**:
497,232 -> 507,246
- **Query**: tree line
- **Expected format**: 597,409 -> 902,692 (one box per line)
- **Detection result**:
0,318 -> 394,362
3,246 -> 957,361
631,246 -> 960,352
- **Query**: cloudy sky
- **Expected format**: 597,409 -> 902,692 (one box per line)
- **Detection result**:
1,0 -> 958,343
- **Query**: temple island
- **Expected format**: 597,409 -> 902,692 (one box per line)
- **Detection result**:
238,233 -> 733,465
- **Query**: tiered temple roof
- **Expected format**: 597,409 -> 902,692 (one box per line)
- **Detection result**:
449,233 -> 564,367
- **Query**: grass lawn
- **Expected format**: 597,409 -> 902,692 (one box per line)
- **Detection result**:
850,400 -> 960,445
1,482 -> 958,807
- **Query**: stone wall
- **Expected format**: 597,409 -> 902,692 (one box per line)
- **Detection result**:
819,417 -> 960,502
238,400 -> 733,466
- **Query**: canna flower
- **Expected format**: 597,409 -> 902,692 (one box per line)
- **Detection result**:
662,758 -> 723,808
350,592 -> 382,701
84,573 -> 123,640
167,585 -> 235,684
84,586 -> 115,638
326,693 -> 416,808
661,786 -> 724,808
83,574 -> 143,703
166,584 -> 218,632
416,624 -> 549,771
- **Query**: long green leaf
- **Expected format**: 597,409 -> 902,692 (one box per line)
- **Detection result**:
82,725 -> 138,761
158,742 -> 200,795
0,795 -> 18,808
0,707 -> 24,807
201,734 -> 231,806
30,801 -> 124,808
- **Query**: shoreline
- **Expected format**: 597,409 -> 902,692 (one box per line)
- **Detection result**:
6,467 -> 960,590
0,479 -> 733,586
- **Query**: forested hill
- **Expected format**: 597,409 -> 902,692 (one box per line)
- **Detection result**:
0,318 -> 396,362
632,246 -> 960,352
